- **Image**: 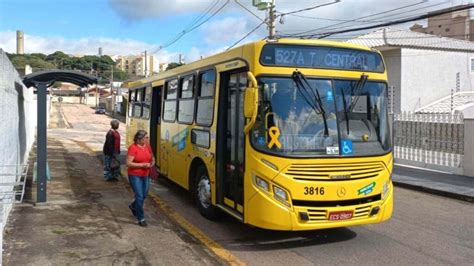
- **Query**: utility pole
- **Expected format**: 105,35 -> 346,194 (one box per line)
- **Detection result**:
268,0 -> 276,39
252,0 -> 276,39
144,50 -> 148,77
111,66 -> 115,115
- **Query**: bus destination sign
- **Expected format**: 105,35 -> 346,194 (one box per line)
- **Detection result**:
260,44 -> 384,72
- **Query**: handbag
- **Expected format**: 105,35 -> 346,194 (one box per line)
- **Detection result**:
110,157 -> 121,170
150,165 -> 159,181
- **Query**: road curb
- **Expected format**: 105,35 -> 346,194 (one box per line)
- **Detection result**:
117,166 -> 244,265
393,181 -> 474,203
147,191 -> 245,266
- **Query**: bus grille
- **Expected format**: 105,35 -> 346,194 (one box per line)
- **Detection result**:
285,162 -> 386,181
306,204 -> 373,222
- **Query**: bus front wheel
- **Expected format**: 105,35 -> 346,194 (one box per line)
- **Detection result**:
195,165 -> 219,220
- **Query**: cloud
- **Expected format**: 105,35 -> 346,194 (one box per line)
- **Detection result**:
108,0 -> 467,39
201,17 -> 250,44
108,0 -> 226,21
0,31 -> 178,63
185,45 -> 228,62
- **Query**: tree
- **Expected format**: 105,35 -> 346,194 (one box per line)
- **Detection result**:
30,53 -> 47,60
166,62 -> 184,71
51,81 -> 62,88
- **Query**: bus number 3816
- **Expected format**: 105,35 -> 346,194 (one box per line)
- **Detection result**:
304,186 -> 325,195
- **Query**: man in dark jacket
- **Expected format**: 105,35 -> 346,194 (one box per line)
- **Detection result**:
103,119 -> 121,181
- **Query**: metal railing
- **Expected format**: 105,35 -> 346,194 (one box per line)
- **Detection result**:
393,112 -> 464,173
0,164 -> 29,204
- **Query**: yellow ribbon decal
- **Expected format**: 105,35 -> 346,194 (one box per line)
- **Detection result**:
267,126 -> 282,149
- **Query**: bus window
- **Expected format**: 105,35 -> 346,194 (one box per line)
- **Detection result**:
163,79 -> 178,122
178,75 -> 195,124
133,88 -> 144,118
143,86 -> 151,119
128,90 -> 134,117
196,70 -> 216,126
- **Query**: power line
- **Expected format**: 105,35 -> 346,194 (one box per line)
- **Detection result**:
234,0 -> 265,23
226,21 -> 266,51
283,0 -> 430,37
277,0 -> 340,16
312,4 -> 474,39
151,0 -> 231,55
186,0 -> 220,29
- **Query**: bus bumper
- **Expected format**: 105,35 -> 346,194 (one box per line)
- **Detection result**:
246,184 -> 393,231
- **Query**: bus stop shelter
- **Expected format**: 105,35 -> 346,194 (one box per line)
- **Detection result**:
23,70 -> 98,203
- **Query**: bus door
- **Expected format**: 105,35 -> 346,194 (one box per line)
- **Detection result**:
217,71 -> 247,213
150,86 -> 162,166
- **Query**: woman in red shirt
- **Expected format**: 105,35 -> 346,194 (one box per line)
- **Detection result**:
126,130 -> 154,227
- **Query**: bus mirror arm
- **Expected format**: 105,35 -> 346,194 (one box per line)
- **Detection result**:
244,72 -> 258,134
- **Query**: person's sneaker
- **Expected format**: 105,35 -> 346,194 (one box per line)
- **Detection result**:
128,204 -> 137,217
138,220 -> 148,227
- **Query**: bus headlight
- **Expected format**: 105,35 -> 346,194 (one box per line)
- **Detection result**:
273,185 -> 290,206
255,176 -> 269,192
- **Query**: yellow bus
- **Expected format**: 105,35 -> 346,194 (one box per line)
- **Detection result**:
125,39 -> 393,231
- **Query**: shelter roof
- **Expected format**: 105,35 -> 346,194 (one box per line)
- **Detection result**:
23,70 -> 98,88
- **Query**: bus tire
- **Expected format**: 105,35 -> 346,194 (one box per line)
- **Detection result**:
195,165 -> 219,220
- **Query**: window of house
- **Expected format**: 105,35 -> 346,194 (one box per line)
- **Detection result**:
178,75 -> 195,124
196,70 -> 216,126
163,79 -> 178,122
445,28 -> 450,32
470,58 -> 474,73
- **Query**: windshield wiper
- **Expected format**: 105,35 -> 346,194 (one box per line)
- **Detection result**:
340,87 -> 350,135
291,71 -> 329,137
349,74 -> 368,112
342,74 -> 368,135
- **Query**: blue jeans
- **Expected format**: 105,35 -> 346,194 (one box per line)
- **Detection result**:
103,155 -> 120,180
129,175 -> 150,221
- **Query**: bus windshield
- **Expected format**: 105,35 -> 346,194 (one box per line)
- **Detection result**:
250,76 -> 391,157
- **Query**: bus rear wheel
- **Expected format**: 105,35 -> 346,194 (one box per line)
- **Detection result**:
195,165 -> 219,220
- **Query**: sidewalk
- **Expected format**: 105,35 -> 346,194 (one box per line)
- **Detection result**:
393,165 -> 474,202
2,103 -> 220,265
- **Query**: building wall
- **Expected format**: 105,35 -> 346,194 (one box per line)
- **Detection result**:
400,48 -> 474,111
113,55 -> 159,76
411,9 -> 472,41
381,49 -> 402,113
0,49 -> 37,255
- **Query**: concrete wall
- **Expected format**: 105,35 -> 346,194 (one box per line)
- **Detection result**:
382,49 -> 402,113
51,96 -> 83,104
463,105 -> 474,177
0,49 -> 37,261
400,48 -> 474,111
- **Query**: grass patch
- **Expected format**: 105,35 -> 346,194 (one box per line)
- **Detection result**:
51,229 -> 67,235
63,252 -> 80,258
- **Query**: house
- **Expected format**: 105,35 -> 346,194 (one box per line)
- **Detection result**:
347,27 -> 474,113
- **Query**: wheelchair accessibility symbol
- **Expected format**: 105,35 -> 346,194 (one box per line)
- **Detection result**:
341,140 -> 353,155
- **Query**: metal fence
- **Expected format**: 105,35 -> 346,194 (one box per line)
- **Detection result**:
393,112 -> 464,174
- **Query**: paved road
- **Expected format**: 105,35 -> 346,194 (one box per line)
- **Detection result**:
154,178 -> 474,265
62,103 -> 474,265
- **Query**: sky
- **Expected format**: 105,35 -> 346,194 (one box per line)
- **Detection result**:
0,0 -> 471,64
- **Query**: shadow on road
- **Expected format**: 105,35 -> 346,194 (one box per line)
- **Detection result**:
155,176 -> 358,252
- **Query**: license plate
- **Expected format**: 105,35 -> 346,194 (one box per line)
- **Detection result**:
328,211 -> 353,221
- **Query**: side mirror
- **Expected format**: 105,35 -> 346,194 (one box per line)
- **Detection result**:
244,72 -> 258,134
